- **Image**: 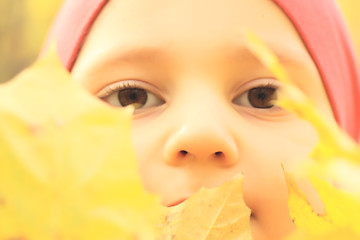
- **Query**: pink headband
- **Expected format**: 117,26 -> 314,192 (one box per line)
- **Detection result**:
43,0 -> 360,142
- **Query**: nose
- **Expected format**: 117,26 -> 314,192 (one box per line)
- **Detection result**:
163,120 -> 238,166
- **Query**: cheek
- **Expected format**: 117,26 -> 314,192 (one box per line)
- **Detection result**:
131,114 -> 167,161
130,120 -> 184,201
240,119 -> 318,237
130,122 -> 164,180
241,138 -> 292,219
241,118 -> 317,203
131,128 -> 166,196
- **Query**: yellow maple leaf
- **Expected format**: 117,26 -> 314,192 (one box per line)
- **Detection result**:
245,32 -> 360,239
156,174 -> 252,240
0,45 -> 161,239
285,172 -> 360,238
284,228 -> 360,240
0,44 -> 253,240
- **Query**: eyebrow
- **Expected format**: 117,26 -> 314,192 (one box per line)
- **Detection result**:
231,43 -> 313,70
101,43 -> 312,72
267,43 -> 314,70
107,47 -> 168,63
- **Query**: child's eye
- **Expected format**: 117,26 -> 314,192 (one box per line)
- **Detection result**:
98,82 -> 165,110
232,85 -> 278,109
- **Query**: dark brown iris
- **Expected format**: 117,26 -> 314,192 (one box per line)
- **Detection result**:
248,87 -> 276,108
118,88 -> 147,108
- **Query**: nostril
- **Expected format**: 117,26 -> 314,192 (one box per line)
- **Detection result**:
179,150 -> 188,157
212,151 -> 229,165
214,151 -> 224,157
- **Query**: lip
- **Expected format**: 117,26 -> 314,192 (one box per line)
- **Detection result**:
167,198 -> 188,207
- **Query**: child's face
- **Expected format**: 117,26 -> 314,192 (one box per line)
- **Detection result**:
72,0 -> 335,238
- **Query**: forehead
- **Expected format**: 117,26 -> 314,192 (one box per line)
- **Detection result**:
78,0 -> 306,56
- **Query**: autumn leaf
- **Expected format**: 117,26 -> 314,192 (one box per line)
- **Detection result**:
285,172 -> 360,238
245,32 -> 360,239
156,174 -> 252,240
0,45 -> 161,239
0,44 -> 252,240
284,228 -> 360,240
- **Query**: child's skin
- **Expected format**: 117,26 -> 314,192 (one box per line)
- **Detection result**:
71,0 -> 335,239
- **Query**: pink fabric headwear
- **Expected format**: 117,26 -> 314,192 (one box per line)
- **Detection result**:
43,0 -> 360,142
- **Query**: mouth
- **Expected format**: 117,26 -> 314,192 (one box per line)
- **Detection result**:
167,197 -> 188,207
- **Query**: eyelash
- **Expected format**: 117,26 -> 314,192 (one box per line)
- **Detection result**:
245,79 -> 278,90
252,82 -> 277,90
98,80 -> 279,96
98,81 -> 142,100
97,78 -> 281,114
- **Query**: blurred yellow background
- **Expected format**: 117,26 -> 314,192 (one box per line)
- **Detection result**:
0,0 -> 63,83
0,0 -> 359,83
